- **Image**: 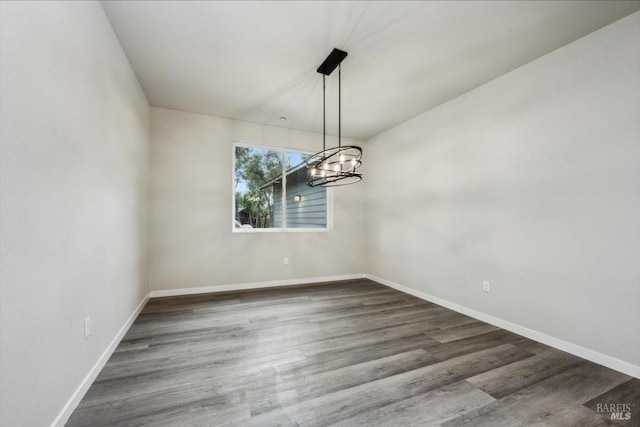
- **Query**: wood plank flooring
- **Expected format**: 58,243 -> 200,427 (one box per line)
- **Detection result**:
67,279 -> 639,426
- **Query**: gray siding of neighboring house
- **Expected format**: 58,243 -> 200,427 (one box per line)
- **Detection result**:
272,168 -> 327,228
273,184 -> 283,227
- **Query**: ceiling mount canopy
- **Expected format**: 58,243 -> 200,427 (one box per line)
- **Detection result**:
306,48 -> 363,187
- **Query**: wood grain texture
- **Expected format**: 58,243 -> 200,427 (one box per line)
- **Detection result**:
466,347 -> 586,399
67,279 -> 636,426
584,378 -> 640,425
442,362 -> 630,427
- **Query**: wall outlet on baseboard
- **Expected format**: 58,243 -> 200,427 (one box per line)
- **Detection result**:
482,281 -> 491,293
84,317 -> 91,338
283,257 -> 289,266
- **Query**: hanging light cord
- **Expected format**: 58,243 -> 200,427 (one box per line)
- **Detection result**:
323,74 -> 326,152
338,64 -> 341,148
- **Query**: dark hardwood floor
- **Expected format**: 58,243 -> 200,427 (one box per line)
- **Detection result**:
67,279 -> 639,426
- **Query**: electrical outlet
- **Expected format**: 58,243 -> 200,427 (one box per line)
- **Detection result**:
84,317 -> 91,338
482,281 -> 491,293
283,257 -> 289,266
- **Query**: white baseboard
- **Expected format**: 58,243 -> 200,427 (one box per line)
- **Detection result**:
366,274 -> 640,379
149,274 -> 367,298
51,294 -> 150,427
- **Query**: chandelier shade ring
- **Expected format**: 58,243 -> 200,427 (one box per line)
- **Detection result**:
307,145 -> 362,187
306,48 -> 363,187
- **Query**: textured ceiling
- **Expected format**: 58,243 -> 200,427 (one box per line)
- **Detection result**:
102,1 -> 639,140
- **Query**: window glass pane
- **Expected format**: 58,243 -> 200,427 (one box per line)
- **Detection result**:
234,146 -> 283,229
285,152 -> 327,229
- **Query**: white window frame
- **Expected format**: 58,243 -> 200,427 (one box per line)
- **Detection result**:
232,141 -> 333,233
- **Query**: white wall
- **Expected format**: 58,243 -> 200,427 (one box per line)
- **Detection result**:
0,2 -> 150,426
366,12 -> 640,370
149,107 -> 366,292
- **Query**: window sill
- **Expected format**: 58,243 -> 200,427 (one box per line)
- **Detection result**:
232,227 -> 330,233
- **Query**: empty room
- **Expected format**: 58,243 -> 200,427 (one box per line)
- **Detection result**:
1,1 -> 639,426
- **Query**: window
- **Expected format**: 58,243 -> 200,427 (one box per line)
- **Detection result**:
233,143 -> 330,232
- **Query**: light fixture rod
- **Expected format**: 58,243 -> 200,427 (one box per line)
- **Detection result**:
323,74 -> 326,152
338,64 -> 341,149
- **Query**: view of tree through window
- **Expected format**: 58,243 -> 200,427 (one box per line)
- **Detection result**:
234,145 -> 328,230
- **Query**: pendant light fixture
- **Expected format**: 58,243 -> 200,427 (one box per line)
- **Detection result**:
306,48 -> 362,187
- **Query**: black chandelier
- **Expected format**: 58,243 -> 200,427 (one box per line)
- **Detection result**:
306,48 -> 362,187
